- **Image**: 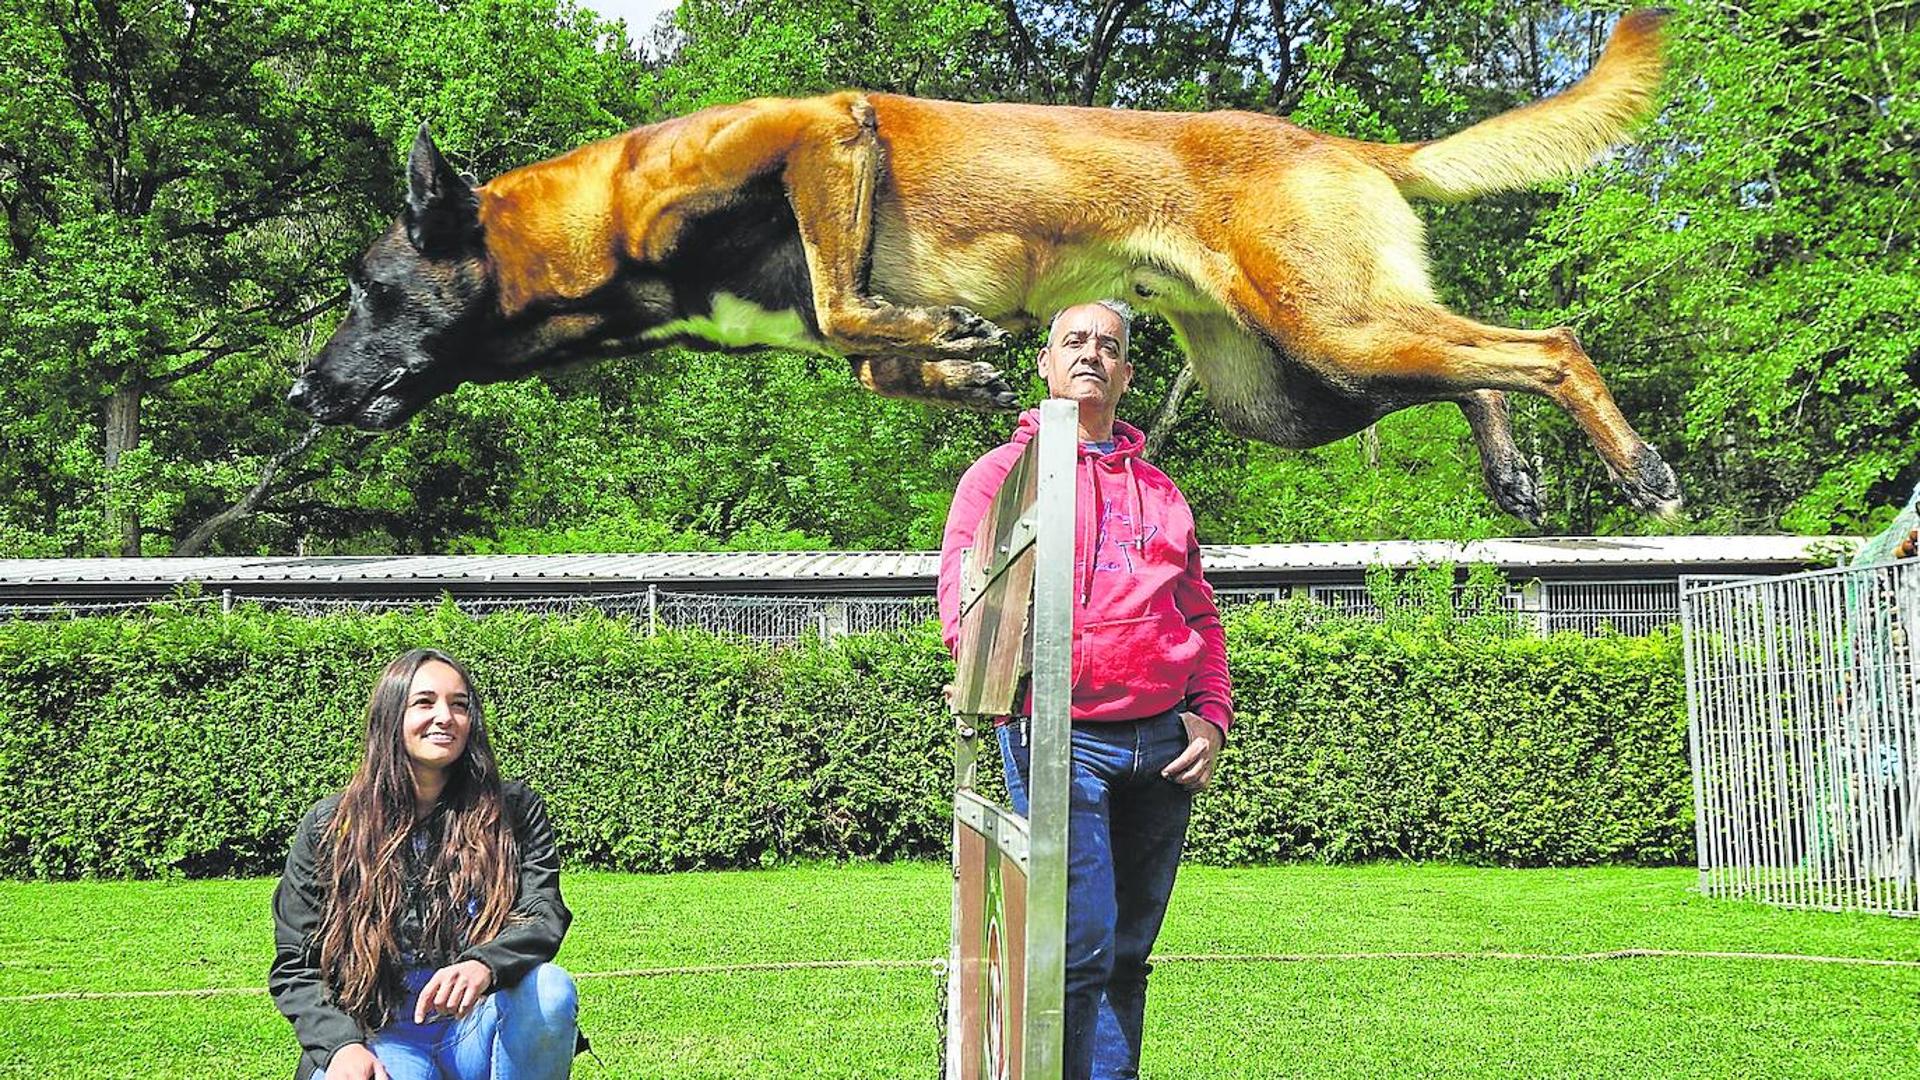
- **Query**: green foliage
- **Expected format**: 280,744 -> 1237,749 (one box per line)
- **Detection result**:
0,598 -> 1687,880
655,0 -> 1002,108
1197,605 -> 1689,865
0,0 -> 642,556
0,606 -> 958,878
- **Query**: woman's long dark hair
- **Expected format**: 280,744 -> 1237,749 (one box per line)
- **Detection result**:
316,649 -> 519,1029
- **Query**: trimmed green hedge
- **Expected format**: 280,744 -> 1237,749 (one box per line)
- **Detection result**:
0,600 -> 1688,879
1199,603 -> 1689,866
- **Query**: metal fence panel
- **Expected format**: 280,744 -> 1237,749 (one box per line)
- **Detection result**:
1215,581 -> 1682,636
1681,561 -> 1920,915
3,578 -> 1691,639
1541,580 -> 1680,636
0,590 -> 939,646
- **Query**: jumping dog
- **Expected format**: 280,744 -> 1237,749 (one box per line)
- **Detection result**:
289,9 -> 1680,523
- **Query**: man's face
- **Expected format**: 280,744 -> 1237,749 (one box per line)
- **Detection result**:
1038,304 -> 1131,412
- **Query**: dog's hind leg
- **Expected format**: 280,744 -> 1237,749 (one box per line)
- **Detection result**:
1266,305 -> 1682,517
1455,390 -> 1543,526
847,356 -> 1020,411
1217,163 -> 1679,517
1167,308 -> 1547,523
783,97 -> 1008,361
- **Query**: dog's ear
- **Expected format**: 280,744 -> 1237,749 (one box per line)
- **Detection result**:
406,125 -> 479,252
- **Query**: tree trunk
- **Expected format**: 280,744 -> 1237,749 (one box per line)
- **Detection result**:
1143,362 -> 1197,462
1076,0 -> 1143,107
1266,0 -> 1296,111
1360,423 -> 1381,468
103,380 -> 142,556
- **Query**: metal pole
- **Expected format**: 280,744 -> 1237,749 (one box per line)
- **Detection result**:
1023,398 -> 1076,1080
1680,579 -> 1711,896
1520,578 -> 1547,636
647,584 -> 658,637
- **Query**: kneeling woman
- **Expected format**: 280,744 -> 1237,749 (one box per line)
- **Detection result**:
271,649 -> 578,1080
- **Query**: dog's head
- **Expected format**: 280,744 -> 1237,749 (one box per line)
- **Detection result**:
289,129 -> 500,430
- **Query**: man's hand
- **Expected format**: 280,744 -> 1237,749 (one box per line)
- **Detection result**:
413,959 -> 494,1023
325,1043 -> 388,1080
1161,711 -> 1225,792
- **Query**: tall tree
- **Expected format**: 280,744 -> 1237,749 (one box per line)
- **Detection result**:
0,1 -> 384,554
0,0 -> 642,556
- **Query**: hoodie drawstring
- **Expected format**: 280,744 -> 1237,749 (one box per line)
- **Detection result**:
1080,456 -> 1100,605
1124,457 -> 1142,549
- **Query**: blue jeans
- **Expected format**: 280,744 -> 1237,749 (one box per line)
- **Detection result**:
999,709 -> 1193,1080
313,963 -> 578,1080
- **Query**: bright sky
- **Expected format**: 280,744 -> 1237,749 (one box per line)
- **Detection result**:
578,0 -> 679,39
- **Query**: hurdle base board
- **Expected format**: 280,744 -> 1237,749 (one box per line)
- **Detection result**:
950,817 -> 1029,1080
948,742 -> 1036,1079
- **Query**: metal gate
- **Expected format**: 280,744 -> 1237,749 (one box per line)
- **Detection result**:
1680,559 -> 1920,914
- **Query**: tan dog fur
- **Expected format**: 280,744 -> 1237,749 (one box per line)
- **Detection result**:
305,9 -> 1679,519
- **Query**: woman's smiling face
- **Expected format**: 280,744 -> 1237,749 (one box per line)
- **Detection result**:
401,660 -> 472,775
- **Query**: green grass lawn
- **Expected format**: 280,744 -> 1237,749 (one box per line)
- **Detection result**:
2,863 -> 1916,1078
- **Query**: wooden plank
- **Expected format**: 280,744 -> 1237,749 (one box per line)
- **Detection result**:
1000,848 -> 1028,1078
952,447 -> 1040,715
952,826 -> 987,1080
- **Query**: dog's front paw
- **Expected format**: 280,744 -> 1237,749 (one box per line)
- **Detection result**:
931,307 -> 1008,358
1618,444 -> 1684,520
942,361 -> 1020,411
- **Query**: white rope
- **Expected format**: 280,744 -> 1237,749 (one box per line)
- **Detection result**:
5,947 -> 1914,1004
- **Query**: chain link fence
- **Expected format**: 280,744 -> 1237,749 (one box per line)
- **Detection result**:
0,588 -> 942,646
1,580 -> 1690,641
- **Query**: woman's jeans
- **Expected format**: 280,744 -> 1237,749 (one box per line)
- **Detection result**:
313,963 -> 578,1080
999,709 -> 1194,1080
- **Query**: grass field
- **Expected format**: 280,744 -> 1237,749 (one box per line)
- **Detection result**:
2,863 -> 1916,1078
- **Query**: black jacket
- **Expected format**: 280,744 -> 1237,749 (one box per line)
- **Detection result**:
268,781 -> 571,1079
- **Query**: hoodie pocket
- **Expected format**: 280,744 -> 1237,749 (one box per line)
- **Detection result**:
1072,613 -> 1184,701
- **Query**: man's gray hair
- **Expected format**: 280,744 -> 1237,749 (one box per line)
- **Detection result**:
1048,299 -> 1133,354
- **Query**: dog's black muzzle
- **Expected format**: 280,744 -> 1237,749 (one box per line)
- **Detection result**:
285,373 -> 319,415
286,370 -> 367,425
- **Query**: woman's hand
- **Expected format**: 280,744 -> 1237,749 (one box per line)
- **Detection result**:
414,959 -> 495,1023
325,1043 -> 388,1080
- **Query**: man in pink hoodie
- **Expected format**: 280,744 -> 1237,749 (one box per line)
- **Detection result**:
938,300 -> 1232,1080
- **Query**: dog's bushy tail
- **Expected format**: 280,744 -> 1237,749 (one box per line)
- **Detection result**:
1355,9 -> 1668,201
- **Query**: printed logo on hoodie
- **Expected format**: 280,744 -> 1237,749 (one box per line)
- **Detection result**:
1092,505 -> 1158,574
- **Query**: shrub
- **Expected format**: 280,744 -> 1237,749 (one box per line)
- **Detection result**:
0,595 -> 1688,879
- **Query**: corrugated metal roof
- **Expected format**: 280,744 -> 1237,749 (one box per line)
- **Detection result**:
0,551 -> 938,587
0,535 -> 1851,601
1198,534 -> 1852,573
